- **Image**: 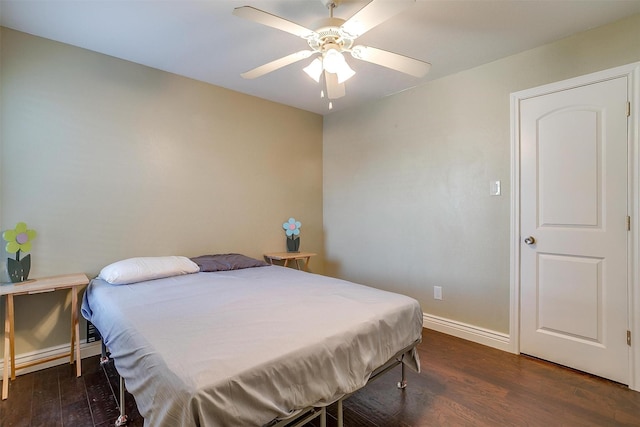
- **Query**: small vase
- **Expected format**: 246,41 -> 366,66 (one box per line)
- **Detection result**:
7,253 -> 31,283
286,236 -> 300,253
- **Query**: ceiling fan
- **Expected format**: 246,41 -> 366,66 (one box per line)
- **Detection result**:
232,0 -> 431,107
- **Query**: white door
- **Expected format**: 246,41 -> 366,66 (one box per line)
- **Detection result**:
519,76 -> 629,384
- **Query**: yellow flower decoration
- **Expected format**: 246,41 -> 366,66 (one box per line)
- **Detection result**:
3,222 -> 37,254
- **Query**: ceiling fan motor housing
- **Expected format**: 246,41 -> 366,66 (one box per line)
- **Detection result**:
307,17 -> 354,53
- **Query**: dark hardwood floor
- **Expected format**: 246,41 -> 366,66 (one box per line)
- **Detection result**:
1,329 -> 639,426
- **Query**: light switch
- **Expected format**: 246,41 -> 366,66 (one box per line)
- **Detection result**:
490,180 -> 501,196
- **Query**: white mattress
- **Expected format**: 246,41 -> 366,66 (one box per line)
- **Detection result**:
81,265 -> 423,427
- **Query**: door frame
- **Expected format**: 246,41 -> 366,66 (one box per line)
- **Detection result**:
509,62 -> 640,391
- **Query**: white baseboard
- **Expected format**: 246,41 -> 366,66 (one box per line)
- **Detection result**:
0,341 -> 103,377
423,313 -> 514,353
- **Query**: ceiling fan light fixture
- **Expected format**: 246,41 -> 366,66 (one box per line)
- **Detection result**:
335,61 -> 355,84
303,57 -> 323,82
322,48 -> 343,73
322,48 -> 355,83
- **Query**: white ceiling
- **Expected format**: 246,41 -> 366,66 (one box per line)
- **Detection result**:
2,0 -> 640,115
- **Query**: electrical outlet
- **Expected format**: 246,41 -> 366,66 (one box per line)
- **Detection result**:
434,286 -> 443,300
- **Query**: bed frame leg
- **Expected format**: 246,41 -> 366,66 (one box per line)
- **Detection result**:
100,341 -> 110,365
100,341 -> 129,426
97,335 -> 128,425
397,361 -> 407,389
115,414 -> 129,427
114,375 -> 129,426
337,399 -> 344,427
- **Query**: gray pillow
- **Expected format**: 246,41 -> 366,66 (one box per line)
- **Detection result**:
190,253 -> 268,272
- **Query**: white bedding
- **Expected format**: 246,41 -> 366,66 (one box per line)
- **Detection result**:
81,265 -> 423,427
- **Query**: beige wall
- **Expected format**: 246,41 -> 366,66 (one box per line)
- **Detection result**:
0,28 -> 323,356
323,14 -> 640,334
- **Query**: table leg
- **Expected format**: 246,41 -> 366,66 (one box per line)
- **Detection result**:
283,259 -> 290,268
70,289 -> 75,366
3,294 -> 15,400
8,296 -> 15,381
303,257 -> 311,271
70,286 -> 81,377
2,296 -> 9,400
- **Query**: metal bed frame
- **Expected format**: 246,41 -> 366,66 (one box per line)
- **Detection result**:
100,337 -> 419,427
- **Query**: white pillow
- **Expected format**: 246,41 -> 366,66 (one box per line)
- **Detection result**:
98,256 -> 200,285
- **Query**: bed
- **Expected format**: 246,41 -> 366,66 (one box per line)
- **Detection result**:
81,255 -> 423,427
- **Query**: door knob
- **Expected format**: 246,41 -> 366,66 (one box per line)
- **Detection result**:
524,236 -> 536,245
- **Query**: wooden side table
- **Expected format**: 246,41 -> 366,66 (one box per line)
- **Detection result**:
264,252 -> 316,271
1,273 -> 89,400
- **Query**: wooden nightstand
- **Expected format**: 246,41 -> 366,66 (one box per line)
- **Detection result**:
1,273 -> 89,400
264,252 -> 316,271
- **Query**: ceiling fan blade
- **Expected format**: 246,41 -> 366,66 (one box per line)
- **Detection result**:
340,0 -> 415,38
350,45 -> 431,78
233,6 -> 315,38
325,71 -> 345,99
241,50 -> 315,79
